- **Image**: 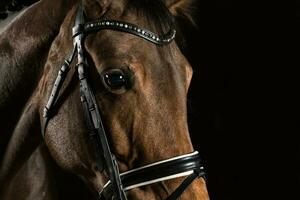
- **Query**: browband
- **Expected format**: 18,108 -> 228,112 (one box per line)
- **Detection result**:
72,19 -> 176,45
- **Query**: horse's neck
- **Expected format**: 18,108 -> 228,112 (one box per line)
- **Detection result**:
0,3 -> 79,187
0,0 -> 77,134
1,144 -> 92,199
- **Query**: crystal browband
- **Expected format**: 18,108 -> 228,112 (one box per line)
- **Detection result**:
72,19 -> 176,45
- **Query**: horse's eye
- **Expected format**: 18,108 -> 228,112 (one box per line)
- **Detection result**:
103,69 -> 127,89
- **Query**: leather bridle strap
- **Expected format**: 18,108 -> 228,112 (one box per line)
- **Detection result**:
72,19 -> 176,45
73,4 -> 127,200
99,151 -> 205,200
166,170 -> 203,200
42,47 -> 76,138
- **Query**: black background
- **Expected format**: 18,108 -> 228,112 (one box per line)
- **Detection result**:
184,1 -> 297,199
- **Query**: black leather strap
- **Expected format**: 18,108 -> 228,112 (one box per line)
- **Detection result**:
80,88 -> 104,172
42,48 -> 76,138
74,5 -> 127,200
121,151 -> 203,188
166,170 -> 205,200
99,151 -> 205,200
73,19 -> 176,45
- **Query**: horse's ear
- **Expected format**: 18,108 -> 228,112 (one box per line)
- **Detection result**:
82,0 -> 111,19
164,0 -> 197,26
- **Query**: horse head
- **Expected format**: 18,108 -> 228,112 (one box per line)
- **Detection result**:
1,0 -> 209,199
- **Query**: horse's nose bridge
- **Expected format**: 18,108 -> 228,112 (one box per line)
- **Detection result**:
146,89 -> 191,144
149,107 -> 193,154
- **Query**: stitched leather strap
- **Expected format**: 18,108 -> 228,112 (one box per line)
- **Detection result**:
42,48 -> 76,138
99,151 -> 205,200
74,4 -> 127,200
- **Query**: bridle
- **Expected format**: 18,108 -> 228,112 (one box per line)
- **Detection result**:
42,4 -> 205,200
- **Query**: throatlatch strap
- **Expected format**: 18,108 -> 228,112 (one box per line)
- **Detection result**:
42,47 -> 76,138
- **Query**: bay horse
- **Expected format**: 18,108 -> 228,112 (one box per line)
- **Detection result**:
0,0 -> 209,199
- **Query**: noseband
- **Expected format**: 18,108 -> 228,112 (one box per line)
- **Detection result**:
42,4 -> 205,200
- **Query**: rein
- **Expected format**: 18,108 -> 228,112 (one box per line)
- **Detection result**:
42,4 -> 205,200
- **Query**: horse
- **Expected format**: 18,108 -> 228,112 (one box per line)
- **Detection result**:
0,0 -> 209,199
